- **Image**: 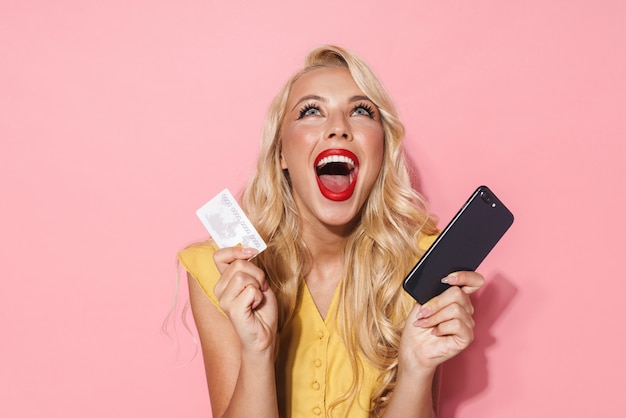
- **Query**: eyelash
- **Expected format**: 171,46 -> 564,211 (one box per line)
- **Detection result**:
353,102 -> 376,119
296,102 -> 377,119
297,103 -> 320,119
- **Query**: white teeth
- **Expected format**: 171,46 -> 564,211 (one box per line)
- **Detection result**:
316,155 -> 355,168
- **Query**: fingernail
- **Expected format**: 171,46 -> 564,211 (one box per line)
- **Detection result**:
241,247 -> 259,256
415,318 -> 428,327
442,274 -> 457,284
417,306 -> 431,319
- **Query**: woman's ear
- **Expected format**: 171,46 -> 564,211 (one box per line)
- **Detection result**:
280,152 -> 288,170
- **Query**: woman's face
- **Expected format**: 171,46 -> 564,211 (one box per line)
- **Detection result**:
280,66 -> 385,233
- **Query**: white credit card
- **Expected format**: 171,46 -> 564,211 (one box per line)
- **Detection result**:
196,188 -> 267,254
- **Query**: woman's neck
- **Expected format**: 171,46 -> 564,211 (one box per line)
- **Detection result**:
301,221 -> 348,264
301,227 -> 346,319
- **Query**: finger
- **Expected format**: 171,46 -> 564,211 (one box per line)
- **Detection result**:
415,302 -> 475,330
214,259 -> 267,300
223,286 -> 265,328
240,283 -> 266,311
218,272 -> 265,314
213,246 -> 260,273
418,286 -> 474,319
441,271 -> 485,294
431,318 -> 474,347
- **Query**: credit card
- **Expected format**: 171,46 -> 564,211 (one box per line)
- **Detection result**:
196,188 -> 267,254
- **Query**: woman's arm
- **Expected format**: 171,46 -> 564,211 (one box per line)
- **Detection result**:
380,366 -> 437,418
382,271 -> 484,418
187,246 -> 279,418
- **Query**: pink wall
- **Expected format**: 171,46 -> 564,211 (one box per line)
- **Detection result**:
2,1 -> 624,417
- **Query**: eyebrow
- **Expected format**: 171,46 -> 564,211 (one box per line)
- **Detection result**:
290,94 -> 374,111
291,95 -> 325,111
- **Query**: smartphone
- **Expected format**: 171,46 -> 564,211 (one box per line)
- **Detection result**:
403,185 -> 514,304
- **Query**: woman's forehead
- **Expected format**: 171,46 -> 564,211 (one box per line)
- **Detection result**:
287,67 -> 367,103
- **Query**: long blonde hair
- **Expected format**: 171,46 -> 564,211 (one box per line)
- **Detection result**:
240,45 -> 438,416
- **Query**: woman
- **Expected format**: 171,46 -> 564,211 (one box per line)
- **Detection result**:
178,45 -> 483,418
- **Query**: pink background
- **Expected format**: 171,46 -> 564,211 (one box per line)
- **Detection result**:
2,1 -> 624,417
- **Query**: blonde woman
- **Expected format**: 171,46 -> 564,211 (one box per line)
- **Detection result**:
178,45 -> 484,418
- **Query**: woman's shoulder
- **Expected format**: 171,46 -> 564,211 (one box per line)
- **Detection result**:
178,241 -> 218,273
417,229 -> 439,251
178,241 -> 222,305
178,240 -> 217,258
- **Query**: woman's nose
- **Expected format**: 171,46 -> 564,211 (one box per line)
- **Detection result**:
325,115 -> 352,141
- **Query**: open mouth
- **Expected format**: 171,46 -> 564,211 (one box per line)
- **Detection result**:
314,149 -> 359,201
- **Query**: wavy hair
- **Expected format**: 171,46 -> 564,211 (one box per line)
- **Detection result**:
240,45 -> 438,417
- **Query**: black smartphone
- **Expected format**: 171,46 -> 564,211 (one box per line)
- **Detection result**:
403,185 -> 514,304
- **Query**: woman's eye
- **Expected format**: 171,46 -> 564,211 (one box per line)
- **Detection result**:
298,104 -> 321,119
352,103 -> 376,118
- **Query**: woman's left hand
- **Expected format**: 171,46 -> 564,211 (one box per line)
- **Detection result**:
398,271 -> 485,376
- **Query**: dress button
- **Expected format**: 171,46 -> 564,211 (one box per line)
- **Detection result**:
313,406 -> 322,415
314,358 -> 322,367
317,330 -> 324,339
312,381 -> 320,390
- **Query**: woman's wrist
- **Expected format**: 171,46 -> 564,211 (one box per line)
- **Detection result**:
241,344 -> 276,365
382,365 -> 437,418
397,361 -> 437,387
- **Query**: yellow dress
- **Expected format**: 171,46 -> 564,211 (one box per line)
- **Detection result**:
178,235 -> 436,418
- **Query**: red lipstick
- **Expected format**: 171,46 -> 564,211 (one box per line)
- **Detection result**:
313,149 -> 359,201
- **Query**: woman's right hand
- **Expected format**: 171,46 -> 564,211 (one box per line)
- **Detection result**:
213,246 -> 278,354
